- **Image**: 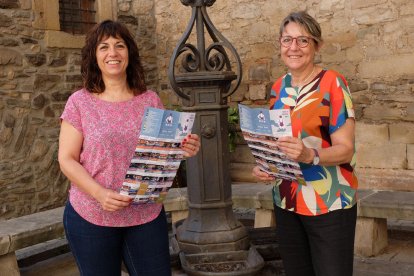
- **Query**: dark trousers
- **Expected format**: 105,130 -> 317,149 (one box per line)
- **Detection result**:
274,204 -> 357,276
63,201 -> 171,276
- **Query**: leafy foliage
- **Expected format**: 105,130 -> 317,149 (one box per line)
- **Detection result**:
227,106 -> 240,153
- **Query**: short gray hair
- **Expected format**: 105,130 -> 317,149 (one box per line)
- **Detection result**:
279,11 -> 323,46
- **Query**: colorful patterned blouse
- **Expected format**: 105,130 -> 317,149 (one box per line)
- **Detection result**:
61,89 -> 164,226
269,69 -> 358,216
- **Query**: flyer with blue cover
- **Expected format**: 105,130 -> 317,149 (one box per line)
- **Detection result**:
120,107 -> 195,204
238,104 -> 305,184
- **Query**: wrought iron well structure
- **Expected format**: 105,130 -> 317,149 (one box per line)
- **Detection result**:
168,0 -> 264,274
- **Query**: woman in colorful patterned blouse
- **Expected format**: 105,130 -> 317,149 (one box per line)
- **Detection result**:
58,20 -> 200,276
252,11 -> 358,276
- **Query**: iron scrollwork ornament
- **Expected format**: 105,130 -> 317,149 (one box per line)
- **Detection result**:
169,0 -> 242,101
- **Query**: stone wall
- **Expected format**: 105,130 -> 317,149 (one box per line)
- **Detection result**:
1,0 -> 413,219
0,0 -> 70,219
0,0 -> 158,220
153,0 -> 414,191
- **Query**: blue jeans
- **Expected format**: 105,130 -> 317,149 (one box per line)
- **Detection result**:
274,204 -> 357,276
63,201 -> 171,276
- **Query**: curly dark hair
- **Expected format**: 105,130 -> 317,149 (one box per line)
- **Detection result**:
81,20 -> 147,95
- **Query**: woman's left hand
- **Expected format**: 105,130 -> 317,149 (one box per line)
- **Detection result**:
181,134 -> 201,158
277,136 -> 313,164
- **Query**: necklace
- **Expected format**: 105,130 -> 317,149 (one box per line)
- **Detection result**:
292,66 -> 315,89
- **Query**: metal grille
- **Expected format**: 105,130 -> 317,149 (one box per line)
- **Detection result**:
59,0 -> 96,35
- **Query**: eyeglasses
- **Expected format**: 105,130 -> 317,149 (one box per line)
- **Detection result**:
280,36 -> 313,48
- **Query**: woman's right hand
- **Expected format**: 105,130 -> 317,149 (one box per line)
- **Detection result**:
252,166 -> 275,182
95,188 -> 133,212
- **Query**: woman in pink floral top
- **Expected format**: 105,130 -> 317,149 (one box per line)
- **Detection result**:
59,20 -> 200,276
252,12 -> 357,276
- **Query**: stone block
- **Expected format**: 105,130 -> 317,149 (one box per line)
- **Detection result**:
26,53 -> 46,66
257,186 -> 274,211
231,3 -> 261,19
0,48 -> 22,66
165,183 -> 275,228
346,46 -> 365,63
390,123 -> 414,143
408,145 -> 414,170
363,103 -> 404,121
351,91 -> 371,106
355,122 -> 389,144
164,188 -> 188,213
230,162 -> 257,183
359,54 -> 414,79
356,168 -> 414,191
400,3 -> 414,16
247,43 -> 277,61
132,0 -> 153,15
321,50 -> 348,64
229,84 -> 248,102
230,144 -> 255,163
20,0 -> 31,10
249,64 -> 270,82
232,183 -> 272,209
359,190 -> 414,221
249,84 -> 268,101
0,0 -> 19,9
354,217 -> 387,257
351,0 -> 386,9
0,235 -> 10,255
247,22 -> 271,43
356,143 -> 406,169
171,210 -> 189,224
407,103 -> 414,122
0,252 -> 19,276
352,5 -> 397,25
45,31 -> 84,49
0,207 -> 64,252
254,209 -> 275,228
95,0 -> 116,22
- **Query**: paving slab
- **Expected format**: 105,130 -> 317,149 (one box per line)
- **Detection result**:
18,228 -> 414,276
354,258 -> 414,276
16,208 -> 414,276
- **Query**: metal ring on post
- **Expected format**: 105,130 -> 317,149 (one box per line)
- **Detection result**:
201,124 -> 216,139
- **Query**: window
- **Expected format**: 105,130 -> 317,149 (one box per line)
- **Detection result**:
59,0 -> 96,35
33,0 -> 116,48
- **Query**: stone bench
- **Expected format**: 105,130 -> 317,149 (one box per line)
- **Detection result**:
164,184 -> 414,257
164,182 -> 275,228
355,189 -> 414,257
0,207 -> 65,276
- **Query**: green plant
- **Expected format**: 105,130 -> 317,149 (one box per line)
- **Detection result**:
227,106 -> 240,153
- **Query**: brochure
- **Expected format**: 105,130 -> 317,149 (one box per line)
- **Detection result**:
238,104 -> 305,185
120,107 -> 196,204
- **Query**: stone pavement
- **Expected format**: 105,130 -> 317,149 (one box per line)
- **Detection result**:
18,219 -> 414,276
354,224 -> 414,276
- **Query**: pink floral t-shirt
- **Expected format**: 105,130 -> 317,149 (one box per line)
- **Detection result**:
60,88 -> 164,227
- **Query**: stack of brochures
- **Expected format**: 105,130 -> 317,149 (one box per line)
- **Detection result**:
238,104 -> 305,185
120,107 -> 195,204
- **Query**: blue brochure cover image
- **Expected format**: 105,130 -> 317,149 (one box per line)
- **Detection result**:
121,107 -> 195,204
238,104 -> 305,185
